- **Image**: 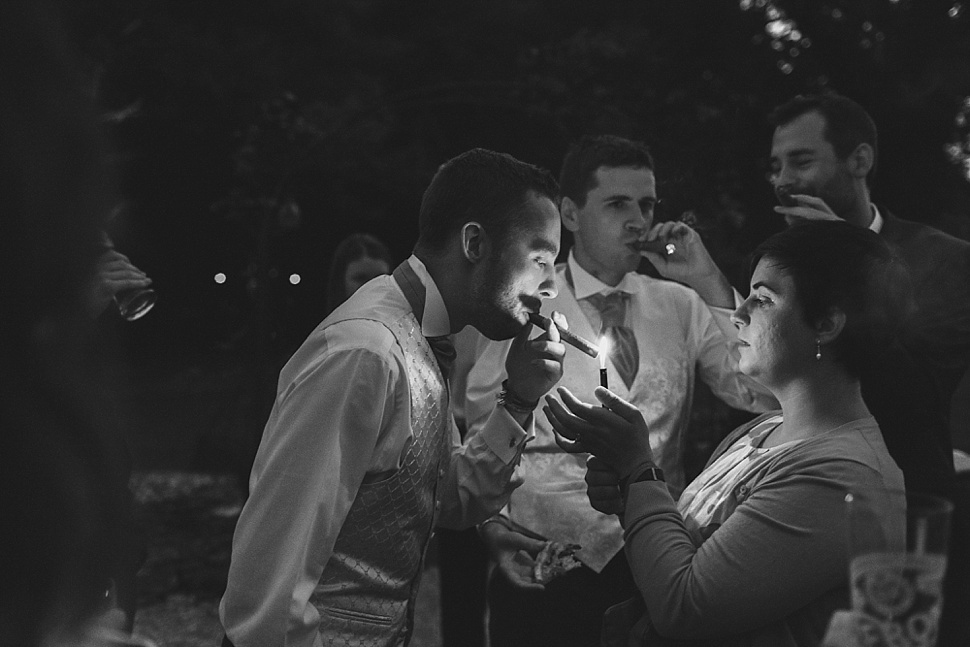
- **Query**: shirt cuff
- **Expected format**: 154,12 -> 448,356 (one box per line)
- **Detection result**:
479,404 -> 534,464
708,288 -> 743,338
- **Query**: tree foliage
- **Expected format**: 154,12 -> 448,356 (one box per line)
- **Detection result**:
62,0 -> 970,350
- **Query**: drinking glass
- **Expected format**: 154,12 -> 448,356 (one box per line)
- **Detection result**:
115,284 -> 156,321
844,487 -> 953,647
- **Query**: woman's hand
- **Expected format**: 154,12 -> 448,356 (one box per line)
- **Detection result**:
585,456 -> 625,521
543,386 -> 655,479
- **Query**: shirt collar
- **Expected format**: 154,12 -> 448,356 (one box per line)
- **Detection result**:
868,204 -> 884,234
405,255 -> 451,337
567,249 -> 638,300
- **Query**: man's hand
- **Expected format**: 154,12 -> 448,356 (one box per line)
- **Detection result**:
773,194 -> 841,226
480,522 -> 548,590
504,311 -> 566,404
544,386 -> 655,480
639,222 -> 733,308
87,250 -> 152,317
585,456 -> 625,519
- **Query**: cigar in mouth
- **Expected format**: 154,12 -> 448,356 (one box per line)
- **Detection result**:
528,312 -> 600,359
775,186 -> 798,207
633,239 -> 677,256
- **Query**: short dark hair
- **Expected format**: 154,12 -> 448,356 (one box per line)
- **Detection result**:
558,135 -> 655,208
326,232 -> 394,313
769,92 -> 878,175
751,220 -> 913,378
415,148 -> 559,255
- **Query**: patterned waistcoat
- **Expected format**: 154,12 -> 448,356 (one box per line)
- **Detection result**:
311,310 -> 451,647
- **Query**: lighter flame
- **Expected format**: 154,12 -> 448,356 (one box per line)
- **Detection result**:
599,336 -> 610,369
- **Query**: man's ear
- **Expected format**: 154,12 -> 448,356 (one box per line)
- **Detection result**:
816,306 -> 847,346
461,221 -> 487,263
560,197 -> 581,233
847,143 -> 874,179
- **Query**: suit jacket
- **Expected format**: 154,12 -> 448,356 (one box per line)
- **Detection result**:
863,211 -> 970,496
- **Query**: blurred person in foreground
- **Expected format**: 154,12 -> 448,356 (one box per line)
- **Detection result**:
324,232 -> 394,316
465,135 -> 776,647
767,91 -> 970,500
219,148 -> 566,647
0,1 -> 138,645
546,221 -> 908,647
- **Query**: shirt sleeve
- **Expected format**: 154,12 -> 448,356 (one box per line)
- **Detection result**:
620,454 -> 887,639
437,336 -> 533,529
692,289 -> 778,413
219,323 -> 404,647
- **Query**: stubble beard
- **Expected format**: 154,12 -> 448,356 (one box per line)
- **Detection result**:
472,255 -> 526,341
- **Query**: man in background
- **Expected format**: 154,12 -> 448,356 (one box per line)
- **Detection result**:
767,92 -> 970,497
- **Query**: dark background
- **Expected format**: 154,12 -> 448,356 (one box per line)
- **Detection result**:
60,0 -> 970,476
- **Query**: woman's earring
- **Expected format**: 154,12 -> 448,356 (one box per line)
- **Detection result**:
815,339 -> 822,361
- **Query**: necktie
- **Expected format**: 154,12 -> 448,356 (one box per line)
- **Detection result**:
586,291 -> 639,389
426,334 -> 456,381
392,262 -> 455,382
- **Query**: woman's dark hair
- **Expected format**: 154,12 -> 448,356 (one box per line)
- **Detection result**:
325,232 -> 394,314
751,220 -> 914,378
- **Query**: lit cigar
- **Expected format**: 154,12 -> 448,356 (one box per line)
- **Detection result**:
528,312 -> 599,359
633,239 -> 677,256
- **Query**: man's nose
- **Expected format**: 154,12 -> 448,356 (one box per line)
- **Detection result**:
626,216 -> 648,236
768,163 -> 793,187
540,268 -> 558,299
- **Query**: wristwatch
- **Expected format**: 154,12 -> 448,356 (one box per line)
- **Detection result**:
620,466 -> 665,495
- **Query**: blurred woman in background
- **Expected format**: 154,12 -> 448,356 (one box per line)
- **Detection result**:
324,233 -> 394,314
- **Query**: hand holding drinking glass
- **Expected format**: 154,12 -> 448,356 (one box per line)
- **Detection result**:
93,233 -> 156,321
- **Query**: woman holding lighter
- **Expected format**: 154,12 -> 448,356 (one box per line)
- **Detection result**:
545,221 -> 909,647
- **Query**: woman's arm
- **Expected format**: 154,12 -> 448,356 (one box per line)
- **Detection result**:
622,457 -> 883,639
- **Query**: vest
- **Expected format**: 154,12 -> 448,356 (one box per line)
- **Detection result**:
311,308 -> 451,647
